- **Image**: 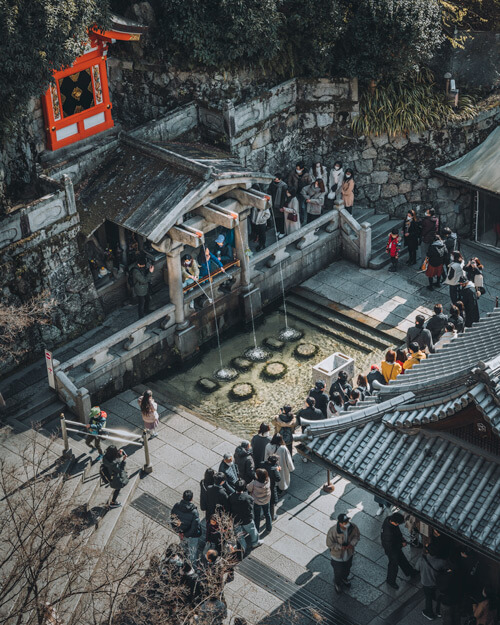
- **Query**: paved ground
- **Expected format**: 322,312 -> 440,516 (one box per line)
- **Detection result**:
301,242 -> 500,335
100,387 -> 424,625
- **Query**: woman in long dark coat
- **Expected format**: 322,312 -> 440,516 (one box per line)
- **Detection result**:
402,209 -> 420,266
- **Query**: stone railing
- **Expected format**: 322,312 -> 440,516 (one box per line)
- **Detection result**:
338,207 -> 371,268
251,209 -> 339,270
0,175 -> 76,251
54,301 -> 176,421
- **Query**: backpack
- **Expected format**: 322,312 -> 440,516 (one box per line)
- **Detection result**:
280,425 -> 293,445
127,266 -> 138,289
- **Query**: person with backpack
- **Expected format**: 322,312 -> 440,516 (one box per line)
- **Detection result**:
417,544 -> 448,621
308,380 -> 329,417
441,227 -> 458,284
425,234 -> 446,291
101,446 -> 129,508
403,342 -> 426,371
138,389 -> 159,438
130,254 -> 154,319
420,208 -> 439,263
264,434 -> 294,492
406,315 -> 435,354
171,490 -> 203,563
329,371 -> 352,403
444,250 -> 464,304
85,406 -> 107,459
273,407 -> 296,457
250,204 -> 272,252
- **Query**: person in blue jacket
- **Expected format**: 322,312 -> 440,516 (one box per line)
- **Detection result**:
198,246 -> 225,278
212,234 -> 234,265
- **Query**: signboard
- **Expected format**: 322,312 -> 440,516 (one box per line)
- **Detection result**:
45,350 -> 55,389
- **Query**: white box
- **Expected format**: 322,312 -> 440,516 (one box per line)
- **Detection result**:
312,352 -> 355,389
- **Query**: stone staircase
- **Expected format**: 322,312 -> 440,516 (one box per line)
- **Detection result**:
352,207 -> 408,270
285,286 -> 405,350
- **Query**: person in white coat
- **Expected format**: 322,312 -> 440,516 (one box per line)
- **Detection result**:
280,188 -> 301,235
329,161 -> 344,201
264,433 -> 295,492
309,160 -> 329,185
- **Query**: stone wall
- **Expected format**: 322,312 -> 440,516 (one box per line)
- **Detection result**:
0,207 -> 103,378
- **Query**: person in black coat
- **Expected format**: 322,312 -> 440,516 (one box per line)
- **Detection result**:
458,275 -> 480,327
297,397 -> 324,431
425,303 -> 448,343
171,490 -> 202,562
367,365 -> 386,392
403,209 -> 420,265
218,453 -> 239,494
199,468 -> 215,515
329,371 -> 352,403
229,479 -> 261,551
261,454 -> 281,520
101,446 -> 129,508
309,380 -> 329,417
448,305 -> 465,334
205,472 -> 230,519
250,423 -> 271,468
234,441 -> 256,484
381,512 -> 418,589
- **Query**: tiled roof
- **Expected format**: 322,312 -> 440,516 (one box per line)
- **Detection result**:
305,424 -> 500,557
378,309 -> 500,400
301,311 -> 500,559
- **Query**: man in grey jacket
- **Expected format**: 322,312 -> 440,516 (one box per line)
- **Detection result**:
131,254 -> 154,319
406,315 -> 435,354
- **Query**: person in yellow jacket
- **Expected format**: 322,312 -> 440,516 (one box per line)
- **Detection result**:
381,350 -> 402,383
403,342 -> 427,371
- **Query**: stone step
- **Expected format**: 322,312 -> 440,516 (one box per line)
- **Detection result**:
286,293 -> 390,352
56,466 -> 141,622
291,286 -> 404,343
369,246 -> 409,270
5,384 -> 58,421
282,303 -> 375,354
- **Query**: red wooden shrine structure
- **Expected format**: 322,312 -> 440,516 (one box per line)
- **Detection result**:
42,15 -> 147,151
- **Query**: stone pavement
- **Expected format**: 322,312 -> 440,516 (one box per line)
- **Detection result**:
301,241 -> 500,336
97,386 -> 423,625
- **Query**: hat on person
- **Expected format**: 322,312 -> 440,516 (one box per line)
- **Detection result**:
89,407 -> 101,418
215,234 -> 225,244
338,513 -> 350,523
370,364 -> 380,371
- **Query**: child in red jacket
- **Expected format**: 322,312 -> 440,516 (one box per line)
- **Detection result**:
386,228 -> 400,272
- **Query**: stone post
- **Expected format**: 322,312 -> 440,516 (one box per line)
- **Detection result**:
234,209 -> 262,320
166,244 -> 198,358
359,222 -> 372,269
63,174 -> 77,215
166,246 -> 189,330
233,213 -> 253,293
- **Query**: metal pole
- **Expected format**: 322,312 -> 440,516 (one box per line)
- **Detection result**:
323,469 -> 335,493
142,430 -> 153,474
60,413 -> 72,458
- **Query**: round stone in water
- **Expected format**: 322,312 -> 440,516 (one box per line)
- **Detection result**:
278,327 -> 304,342
213,367 -> 239,381
244,346 -> 271,362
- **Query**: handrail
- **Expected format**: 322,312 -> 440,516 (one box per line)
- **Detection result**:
59,413 -> 153,474
183,259 -> 240,293
339,207 -> 362,233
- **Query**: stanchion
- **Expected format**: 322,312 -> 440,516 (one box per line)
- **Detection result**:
142,430 -> 153,474
59,413 -> 72,458
323,469 -> 335,493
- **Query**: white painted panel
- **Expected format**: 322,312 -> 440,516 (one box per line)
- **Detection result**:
56,123 -> 78,141
83,111 -> 105,130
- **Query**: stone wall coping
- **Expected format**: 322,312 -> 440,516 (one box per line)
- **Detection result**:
60,301 -> 176,373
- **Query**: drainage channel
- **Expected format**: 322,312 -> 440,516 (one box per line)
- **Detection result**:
132,492 -> 361,625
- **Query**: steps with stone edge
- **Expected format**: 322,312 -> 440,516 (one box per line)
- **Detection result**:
289,286 -> 404,344
352,207 -> 409,270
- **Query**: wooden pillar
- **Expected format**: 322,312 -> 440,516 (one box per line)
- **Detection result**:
118,226 -> 127,265
166,246 -> 188,330
234,213 -> 253,293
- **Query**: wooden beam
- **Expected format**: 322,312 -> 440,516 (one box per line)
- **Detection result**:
168,225 -> 204,248
225,187 -> 270,210
193,203 -> 238,229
